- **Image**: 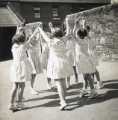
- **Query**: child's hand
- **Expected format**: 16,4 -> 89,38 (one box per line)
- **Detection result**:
38,22 -> 43,28
48,22 -> 53,28
33,28 -> 38,34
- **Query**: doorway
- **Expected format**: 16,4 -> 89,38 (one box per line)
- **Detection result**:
0,27 -> 16,61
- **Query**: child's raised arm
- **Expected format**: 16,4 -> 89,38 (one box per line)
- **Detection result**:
38,27 -> 51,43
24,27 -> 40,49
27,27 -> 39,44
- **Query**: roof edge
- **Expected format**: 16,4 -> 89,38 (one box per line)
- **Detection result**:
0,0 -> 111,4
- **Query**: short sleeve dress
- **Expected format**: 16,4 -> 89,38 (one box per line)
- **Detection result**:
41,42 -> 49,70
10,44 -> 33,82
27,35 -> 42,74
88,37 -> 99,67
75,37 -> 96,74
47,37 -> 73,79
65,35 -> 76,66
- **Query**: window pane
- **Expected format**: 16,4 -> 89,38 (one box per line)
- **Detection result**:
33,7 -> 40,18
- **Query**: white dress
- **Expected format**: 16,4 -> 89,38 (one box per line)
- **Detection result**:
41,42 -> 49,70
65,35 -> 76,66
47,37 -> 73,79
27,36 -> 42,74
10,44 -> 32,82
75,37 -> 96,74
88,38 -> 99,67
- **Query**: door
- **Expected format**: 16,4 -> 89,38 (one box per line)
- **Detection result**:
0,27 -> 16,61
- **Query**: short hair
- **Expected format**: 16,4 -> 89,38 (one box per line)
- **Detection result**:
86,25 -> 90,32
77,29 -> 88,39
12,33 -> 25,44
52,27 -> 63,38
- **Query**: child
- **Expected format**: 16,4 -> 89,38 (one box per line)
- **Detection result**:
73,17 -> 98,98
64,17 -> 78,88
38,24 -> 73,110
41,38 -> 53,89
87,26 -> 104,89
9,28 -> 39,111
45,22 -> 57,90
27,30 -> 42,95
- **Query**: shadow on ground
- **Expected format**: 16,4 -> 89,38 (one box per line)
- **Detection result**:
14,79 -> 118,112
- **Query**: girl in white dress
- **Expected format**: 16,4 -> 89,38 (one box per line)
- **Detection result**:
27,31 -> 42,95
41,37 -> 53,89
38,24 -> 73,110
41,27 -> 53,90
73,18 -> 98,98
9,28 -> 39,111
41,40 -> 49,70
64,18 -> 78,88
87,26 -> 104,89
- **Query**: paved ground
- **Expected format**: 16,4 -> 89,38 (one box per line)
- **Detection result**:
0,60 -> 118,120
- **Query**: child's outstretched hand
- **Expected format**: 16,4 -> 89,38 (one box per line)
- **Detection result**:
48,22 -> 53,28
38,22 -> 43,28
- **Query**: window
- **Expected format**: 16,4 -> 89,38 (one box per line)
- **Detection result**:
33,7 -> 41,19
52,8 -> 58,17
52,6 -> 60,20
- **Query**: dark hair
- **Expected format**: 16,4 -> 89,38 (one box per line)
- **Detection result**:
12,33 -> 25,44
86,25 -> 90,32
52,28 -> 63,38
77,29 -> 88,39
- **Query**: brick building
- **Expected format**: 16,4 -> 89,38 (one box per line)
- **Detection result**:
0,0 -> 110,60
7,0 -> 110,29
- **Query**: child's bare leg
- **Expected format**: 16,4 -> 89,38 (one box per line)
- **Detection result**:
17,83 -> 25,109
83,74 -> 89,90
10,83 -> 18,105
73,66 -> 78,83
9,83 -> 18,110
66,76 -> 70,89
55,78 -> 67,110
30,74 -> 38,94
79,74 -> 89,97
31,74 -> 36,89
95,70 -> 100,82
87,74 -> 98,98
87,74 -> 94,89
47,77 -> 52,89
62,79 -> 67,97
18,83 -> 25,103
95,70 -> 104,89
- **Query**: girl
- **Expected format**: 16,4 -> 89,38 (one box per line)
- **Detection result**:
87,26 -> 104,89
73,17 -> 98,98
27,29 -> 42,95
64,18 -> 78,88
38,24 -> 73,110
41,36 -> 53,89
9,28 -> 39,111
